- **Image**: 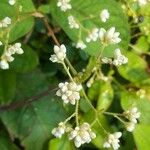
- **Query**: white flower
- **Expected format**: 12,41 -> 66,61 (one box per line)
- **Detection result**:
86,28 -> 99,43
0,41 -> 2,46
103,132 -> 122,150
0,17 -> 11,28
57,0 -> 72,12
68,15 -> 79,29
0,43 -> 23,70
0,60 -> 9,70
99,27 -> 121,44
56,82 -> 82,105
51,122 -> 66,138
86,77 -> 94,88
124,107 -> 141,124
69,123 -> 96,148
101,57 -> 112,64
126,122 -> 135,132
76,41 -> 86,50
9,0 -> 16,5
50,44 -> 66,63
100,9 -> 110,22
137,0 -> 147,6
113,49 -> 128,66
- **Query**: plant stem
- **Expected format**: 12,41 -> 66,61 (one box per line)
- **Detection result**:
75,100 -> 79,126
64,113 -> 76,124
65,58 -> 77,75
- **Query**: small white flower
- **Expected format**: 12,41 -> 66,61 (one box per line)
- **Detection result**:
86,77 -> 94,88
57,0 -> 72,12
86,28 -> 99,43
56,82 -> 82,105
50,44 -> 66,63
103,132 -> 122,150
69,123 -> 96,148
126,122 -> 135,132
51,122 -> 66,138
76,41 -> 86,50
0,60 -> 9,69
113,49 -> 128,66
124,107 -> 141,124
101,57 -> 113,64
0,17 -> 11,28
137,0 -> 147,6
9,0 -> 16,5
99,27 -> 121,45
100,9 -> 110,22
0,43 -> 23,70
68,15 -> 79,29
0,41 -> 2,46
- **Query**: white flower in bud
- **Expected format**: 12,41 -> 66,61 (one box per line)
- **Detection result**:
50,44 -> 66,63
124,107 -> 141,124
101,57 -> 113,64
126,122 -> 135,132
68,15 -> 79,29
86,28 -> 99,43
9,0 -> 16,5
100,9 -> 110,22
103,132 -> 122,150
99,27 -> 121,44
56,82 -> 82,105
51,122 -> 66,138
57,0 -> 72,12
0,17 -> 11,28
113,49 -> 128,66
86,77 -> 94,88
0,60 -> 9,69
76,41 -> 86,50
69,123 -> 96,148
0,43 -> 23,70
0,41 -> 2,46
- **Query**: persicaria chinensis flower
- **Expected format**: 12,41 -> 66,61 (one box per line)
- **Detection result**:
68,15 -> 79,29
76,40 -> 87,50
50,44 -> 66,63
103,132 -> 122,150
86,28 -> 99,43
0,17 -> 11,28
57,0 -> 72,12
56,82 -> 82,105
100,9 -> 110,22
9,0 -> 16,5
69,123 -> 96,148
99,27 -> 121,45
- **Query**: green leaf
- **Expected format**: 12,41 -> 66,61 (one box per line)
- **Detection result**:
49,136 -> 75,150
38,4 -> 51,14
50,0 -> 130,56
121,91 -> 150,124
118,51 -> 149,85
0,69 -> 67,150
0,70 -> 16,104
10,45 -> 39,73
0,0 -> 35,42
133,125 -> 150,150
0,124 -> 19,150
97,81 -> 113,111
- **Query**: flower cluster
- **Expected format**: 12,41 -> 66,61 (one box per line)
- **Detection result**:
76,40 -> 87,50
0,17 -> 11,28
69,123 -> 96,148
100,9 -> 110,22
9,0 -> 16,5
0,43 -> 24,69
99,27 -> 121,45
68,15 -> 79,29
103,132 -> 122,150
124,107 -> 141,132
113,49 -> 128,66
51,122 -> 66,138
57,0 -> 72,12
137,0 -> 148,6
102,49 -> 128,66
56,82 -> 82,105
86,28 -> 99,43
50,44 -> 66,63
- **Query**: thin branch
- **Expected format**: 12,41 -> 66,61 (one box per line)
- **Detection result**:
0,86 -> 57,112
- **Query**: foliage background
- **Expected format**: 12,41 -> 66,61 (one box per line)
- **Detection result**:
0,0 -> 150,150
